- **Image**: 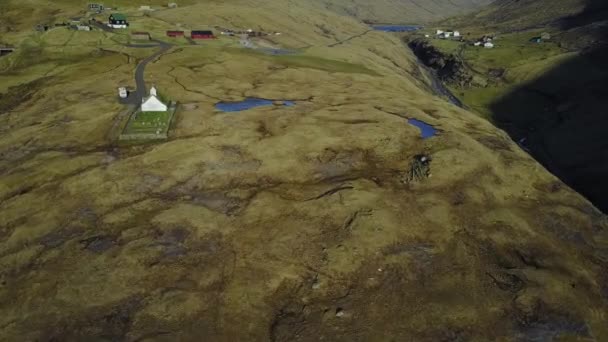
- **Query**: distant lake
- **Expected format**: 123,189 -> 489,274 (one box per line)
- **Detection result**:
215,98 -> 295,112
372,25 -> 421,32
408,118 -> 437,139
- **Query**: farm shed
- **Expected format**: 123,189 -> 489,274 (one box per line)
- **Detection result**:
191,30 -> 215,39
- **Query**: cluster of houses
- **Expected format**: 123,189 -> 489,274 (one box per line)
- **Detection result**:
218,28 -> 281,37
472,36 -> 495,48
435,29 -> 461,39
165,30 -> 215,39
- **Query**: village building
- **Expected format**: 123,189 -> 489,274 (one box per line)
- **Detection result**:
77,25 -> 92,31
191,30 -> 215,39
474,41 -> 482,46
108,13 -> 128,28
88,3 -> 104,11
167,30 -> 185,37
436,29 -> 444,35
141,86 -> 168,112
168,2 -> 178,8
0,46 -> 15,57
453,31 -> 461,37
139,5 -> 152,11
132,31 -> 151,40
484,42 -> 495,48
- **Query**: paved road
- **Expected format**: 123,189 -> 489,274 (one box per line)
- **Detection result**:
126,39 -> 172,105
89,19 -> 173,105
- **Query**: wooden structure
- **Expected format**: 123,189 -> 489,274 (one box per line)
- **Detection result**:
167,30 -> 185,37
131,31 -> 151,40
191,30 -> 215,39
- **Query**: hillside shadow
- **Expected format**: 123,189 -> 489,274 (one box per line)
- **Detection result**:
490,0 -> 608,213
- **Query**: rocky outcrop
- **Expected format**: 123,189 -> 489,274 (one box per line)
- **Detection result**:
407,38 -> 473,87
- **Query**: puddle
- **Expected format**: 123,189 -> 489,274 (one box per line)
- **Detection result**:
408,118 -> 437,139
215,98 -> 295,112
257,48 -> 297,55
372,25 -> 421,32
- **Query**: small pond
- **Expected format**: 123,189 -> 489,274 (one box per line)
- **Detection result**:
215,98 -> 295,112
257,48 -> 297,55
372,25 -> 421,32
408,118 -> 437,139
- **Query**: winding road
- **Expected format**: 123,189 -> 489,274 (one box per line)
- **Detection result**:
90,19 -> 173,104
125,40 -> 172,105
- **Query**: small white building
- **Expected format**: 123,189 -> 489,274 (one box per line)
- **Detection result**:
474,41 -> 482,46
141,86 -> 168,112
444,32 -> 452,38
140,5 -> 152,11
454,31 -> 461,37
168,2 -> 178,8
484,42 -> 495,48
436,29 -> 444,35
77,25 -> 91,31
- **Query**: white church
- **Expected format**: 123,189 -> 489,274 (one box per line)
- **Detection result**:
141,86 -> 168,112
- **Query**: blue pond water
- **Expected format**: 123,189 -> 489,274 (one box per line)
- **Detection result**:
215,98 -> 295,112
408,118 -> 437,139
257,48 -> 297,55
373,25 -> 421,32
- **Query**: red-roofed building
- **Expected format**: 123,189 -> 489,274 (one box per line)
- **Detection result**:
191,30 -> 215,39
167,30 -> 184,37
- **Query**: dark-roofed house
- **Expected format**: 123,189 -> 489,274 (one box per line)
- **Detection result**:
191,30 -> 215,39
88,3 -> 104,11
109,13 -> 128,28
132,31 -> 151,40
167,30 -> 184,37
0,46 -> 15,57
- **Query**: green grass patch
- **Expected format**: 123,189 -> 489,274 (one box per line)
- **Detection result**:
430,39 -> 462,55
123,110 -> 172,135
273,55 -> 380,75
451,85 -> 512,120
227,48 -> 379,75
460,31 -> 565,72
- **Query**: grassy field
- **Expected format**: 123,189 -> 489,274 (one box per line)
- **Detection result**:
429,38 -> 462,54
1,0 -> 608,341
421,30 -> 569,119
123,110 -> 173,135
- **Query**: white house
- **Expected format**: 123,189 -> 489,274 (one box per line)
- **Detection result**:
436,29 -> 444,35
141,86 -> 168,112
454,31 -> 461,37
444,32 -> 452,38
484,42 -> 495,48
474,41 -> 482,46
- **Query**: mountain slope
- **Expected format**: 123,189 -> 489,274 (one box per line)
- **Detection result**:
426,0 -> 608,212
315,0 -> 495,23
1,0 -> 607,340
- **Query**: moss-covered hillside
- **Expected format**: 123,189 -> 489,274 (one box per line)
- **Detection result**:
1,0 -> 607,341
